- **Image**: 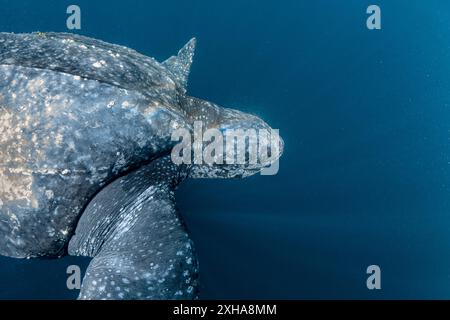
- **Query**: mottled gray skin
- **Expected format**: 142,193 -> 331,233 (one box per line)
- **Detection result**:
0,32 -> 282,300
69,156 -> 198,299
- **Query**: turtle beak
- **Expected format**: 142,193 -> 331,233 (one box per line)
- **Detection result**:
214,109 -> 283,175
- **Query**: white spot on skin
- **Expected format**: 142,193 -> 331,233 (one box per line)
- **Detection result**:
0,168 -> 38,208
92,60 -> 106,68
55,133 -> 64,145
45,190 -> 54,200
6,211 -> 20,231
26,78 -> 45,94
47,227 -> 55,237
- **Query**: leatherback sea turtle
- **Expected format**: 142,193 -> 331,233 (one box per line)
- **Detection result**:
0,32 -> 283,300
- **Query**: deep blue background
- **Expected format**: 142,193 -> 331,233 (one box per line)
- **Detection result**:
1,0 -> 450,299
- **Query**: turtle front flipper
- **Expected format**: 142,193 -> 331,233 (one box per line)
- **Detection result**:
68,157 -> 198,300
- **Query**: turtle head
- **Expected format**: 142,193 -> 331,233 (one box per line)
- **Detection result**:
171,97 -> 283,178
163,38 -> 283,178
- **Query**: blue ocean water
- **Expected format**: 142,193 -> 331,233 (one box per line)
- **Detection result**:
1,0 -> 450,299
